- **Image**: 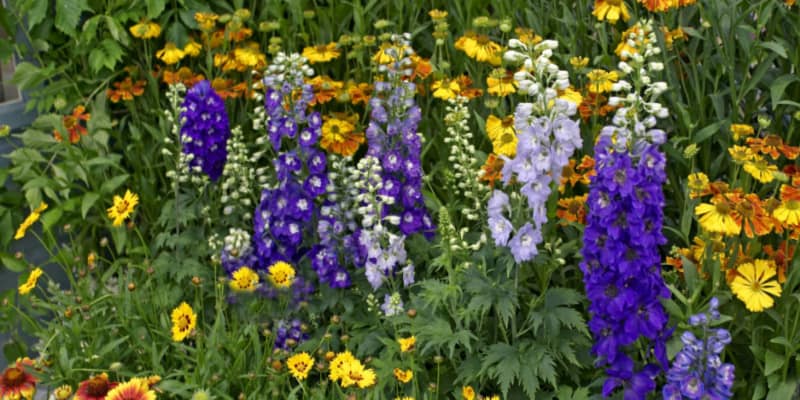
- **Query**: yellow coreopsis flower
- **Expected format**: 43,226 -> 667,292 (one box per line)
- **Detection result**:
393,368 -> 413,383
268,261 -> 296,288
460,34 -> 503,65
730,259 -> 782,312
170,302 -> 197,341
129,20 -> 161,39
107,190 -> 139,227
229,266 -> 259,292
593,0 -> 630,24
14,202 -> 47,240
18,268 -> 43,295
287,352 -> 314,380
397,336 -> 416,352
462,386 -> 476,400
156,42 -> 185,65
302,42 -> 341,63
728,145 -> 755,164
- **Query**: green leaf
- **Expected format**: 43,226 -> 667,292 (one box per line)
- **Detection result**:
770,75 -> 800,111
481,343 -> 519,397
146,0 -> 167,18
82,192 -> 100,219
764,350 -> 784,376
765,380 -> 797,400
40,207 -> 63,231
26,0 -> 49,28
55,0 -> 91,37
10,62 -> 47,90
1,252 -> 27,272
759,41 -> 788,59
691,121 -> 725,144
100,174 -> 130,194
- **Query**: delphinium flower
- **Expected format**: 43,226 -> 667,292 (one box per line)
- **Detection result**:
253,53 -> 330,274
663,298 -> 735,399
273,319 -> 309,350
487,37 -> 582,262
219,126 -> 264,222
443,96 -> 489,223
580,20 -> 672,399
364,33 -> 434,238
179,79 -> 231,182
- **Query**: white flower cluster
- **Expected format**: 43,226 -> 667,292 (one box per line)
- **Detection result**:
505,39 -> 577,117
322,155 -> 359,231
219,126 -> 262,221
262,52 -> 314,87
604,19 -> 670,150
443,96 -> 486,222
163,84 -> 207,188
222,227 -> 252,259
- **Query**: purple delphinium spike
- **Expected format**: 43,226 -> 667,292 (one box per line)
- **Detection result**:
180,80 -> 231,181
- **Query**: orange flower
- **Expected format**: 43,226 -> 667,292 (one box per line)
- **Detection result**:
732,193 -> 773,238
228,27 -> 253,42
557,195 -> 588,224
0,358 -> 37,400
763,241 -> 795,283
211,77 -> 245,100
480,153 -> 505,188
74,373 -> 118,400
456,75 -> 483,99
307,76 -> 343,106
638,0 -> 676,12
347,82 -> 373,105
107,77 -> 145,103
747,134 -> 800,160
163,67 -> 205,87
410,55 -> 433,80
53,105 -> 91,143
321,114 -> 365,156
560,159 -> 583,191
578,92 -> 617,121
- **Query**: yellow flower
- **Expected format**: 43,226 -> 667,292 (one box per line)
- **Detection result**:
356,367 -> 376,388
393,368 -> 413,383
287,352 -> 314,380
129,21 -> 161,39
694,195 -> 741,235
728,145 -> 755,164
14,202 -> 47,240
486,69 -> 517,97
559,87 -> 584,105
107,190 -> 139,227
229,266 -> 259,292
329,351 -> 357,382
321,115 -> 364,156
456,33 -> 502,65
302,42 -> 341,63
570,56 -> 589,69
773,185 -> 800,226
429,9 -> 448,20
183,40 -> 202,57
431,79 -> 461,100
329,351 -> 376,388
171,302 -> 197,342
743,156 -> 777,183
730,123 -> 755,141
105,377 -> 156,400
53,384 -> 72,400
194,12 -> 219,31
462,386 -> 476,400
395,336 -> 415,353
233,45 -> 265,68
586,69 -> 619,94
18,268 -> 43,295
156,42 -> 185,65
268,261 -> 295,288
593,0 -> 630,24
730,259 -> 782,312
486,115 -> 517,157
687,172 -> 710,198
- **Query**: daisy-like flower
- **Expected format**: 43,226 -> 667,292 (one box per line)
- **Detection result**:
479,153 -> 505,188
105,378 -> 156,400
107,77 -> 146,103
171,302 -> 197,342
392,368 -> 413,383
53,385 -> 72,400
194,12 -> 219,31
728,145 -> 755,164
431,78 -> 461,100
302,42 -> 340,63
730,259 -> 782,312
558,87 -> 584,106
233,44 -> 266,69
183,39 -> 202,57
0,358 -> 36,400
747,134 -> 800,160
556,195 -> 588,224
486,115 -> 517,157
570,56 -> 589,69
162,67 -> 205,87
638,0 -> 677,12
268,261 -> 296,288
307,75 -> 344,105
229,266 -> 259,292
458,33 -> 502,65
486,69 -> 517,97
129,20 -> 161,39
730,123 -> 754,141
774,185 -> 800,226
695,195 -> 742,235
429,9 -> 448,20
462,386 -> 476,400
156,42 -> 185,65
287,352 -> 314,380
734,193 -> 772,238
74,373 -> 118,400
18,268 -> 43,295
320,115 -> 364,156
14,202 -> 47,240
593,0 -> 630,23
53,105 -> 90,143
661,26 -> 687,49
687,172 -> 710,198
107,190 -> 139,227
347,82 -> 373,105
397,336 -> 416,352
586,69 -> 619,93
743,155 -> 777,183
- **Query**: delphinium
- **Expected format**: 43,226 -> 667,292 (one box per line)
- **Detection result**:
580,20 -> 672,399
443,96 -> 488,224
487,38 -> 582,262
252,53 -> 333,280
663,298 -> 735,399
179,79 -> 231,182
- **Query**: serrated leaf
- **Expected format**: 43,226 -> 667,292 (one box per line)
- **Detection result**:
10,62 -> 46,90
482,343 -> 519,397
26,0 -> 49,28
55,0 -> 91,37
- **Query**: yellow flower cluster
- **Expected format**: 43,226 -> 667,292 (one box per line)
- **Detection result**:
328,351 -> 376,389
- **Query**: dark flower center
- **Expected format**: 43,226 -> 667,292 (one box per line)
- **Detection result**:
2,367 -> 24,386
87,376 -> 110,396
